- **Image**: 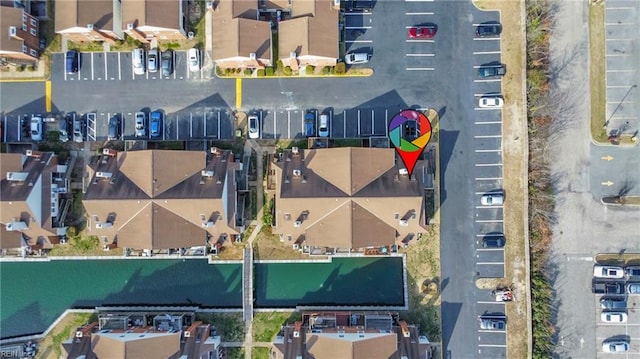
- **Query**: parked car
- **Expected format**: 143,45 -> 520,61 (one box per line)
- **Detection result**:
65,50 -> 79,74
108,116 -> 121,140
150,111 -> 162,138
628,283 -> 640,294
479,96 -> 504,108
30,116 -> 43,141
188,48 -> 200,72
347,0 -> 373,12
21,117 -> 30,138
135,112 -> 146,137
59,116 -> 69,142
345,52 -> 369,65
148,48 -> 158,73
73,115 -> 84,143
318,114 -> 329,137
600,297 -> 627,309
602,340 -> 630,353
478,64 -> 506,78
476,23 -> 502,37
408,26 -> 437,39
481,193 -> 504,206
304,111 -> 316,137
593,265 -> 625,279
248,115 -> 260,139
161,50 -> 174,76
479,317 -> 505,330
482,236 -> 505,248
601,312 -> 627,323
592,280 -> 625,295
626,266 -> 640,276
132,48 -> 146,75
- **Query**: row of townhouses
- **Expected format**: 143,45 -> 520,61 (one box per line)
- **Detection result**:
1,0 -> 340,70
0,147 -> 430,256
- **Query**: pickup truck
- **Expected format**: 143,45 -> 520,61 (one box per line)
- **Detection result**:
592,280 -> 625,295
478,65 -> 506,78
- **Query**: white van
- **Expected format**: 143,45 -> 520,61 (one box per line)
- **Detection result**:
318,114 -> 329,137
132,48 -> 145,75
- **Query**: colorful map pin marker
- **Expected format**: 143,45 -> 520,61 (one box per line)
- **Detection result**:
389,109 -> 432,176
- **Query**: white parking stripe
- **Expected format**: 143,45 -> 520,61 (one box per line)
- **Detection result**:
406,68 -> 435,71
476,233 -> 504,237
476,220 -> 504,223
607,69 -> 636,72
475,121 -> 502,125
405,12 -> 434,15
606,54 -> 631,57
406,54 -> 435,57
475,205 -> 504,209
91,53 -> 94,80
288,111 -> 291,139
475,149 -> 501,153
118,52 -> 121,80
479,329 -> 506,333
608,85 -> 635,88
474,107 -> 502,111
475,163 -> 503,167
606,7 -> 635,10
476,177 -> 503,180
473,65 -> 502,69
477,301 -> 506,304
473,38 -> 501,41
344,12 -> 372,16
406,39 -> 434,43
474,135 -> 502,138
474,79 -> 502,83
346,40 -> 373,43
473,51 -> 501,55
476,262 -> 505,265
405,0 -> 434,2
478,344 -> 507,348
345,26 -> 372,29
605,23 -> 635,25
606,38 -> 634,41
104,53 -> 108,80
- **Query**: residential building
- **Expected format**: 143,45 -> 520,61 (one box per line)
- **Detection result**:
278,0 -> 340,69
0,5 -> 40,64
82,149 -> 242,254
271,312 -> 433,359
270,147 -> 429,254
0,150 -> 69,255
63,309 -> 222,358
122,0 -> 188,43
212,0 -> 272,70
54,0 -> 123,42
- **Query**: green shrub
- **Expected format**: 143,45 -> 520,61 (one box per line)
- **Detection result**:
322,66 -> 331,75
257,69 -> 265,77
335,62 -> 346,75
236,68 -> 242,74
216,67 -> 224,76
244,68 -> 252,75
225,68 -> 232,75
305,66 -> 315,75
28,65 -> 36,72
265,67 -> 274,76
16,65 -> 25,72
283,66 -> 292,75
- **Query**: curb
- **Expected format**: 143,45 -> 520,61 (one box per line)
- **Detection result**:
215,69 -> 374,79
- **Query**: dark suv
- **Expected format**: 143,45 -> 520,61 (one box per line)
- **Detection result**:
108,116 -> 121,140
476,23 -> 502,37
482,236 -> 505,248
65,50 -> 80,74
347,0 -> 373,12
478,64 -> 506,78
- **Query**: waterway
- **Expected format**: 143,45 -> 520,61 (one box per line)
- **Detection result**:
0,257 -> 404,339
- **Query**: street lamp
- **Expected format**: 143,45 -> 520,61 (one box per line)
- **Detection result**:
605,84 -> 637,128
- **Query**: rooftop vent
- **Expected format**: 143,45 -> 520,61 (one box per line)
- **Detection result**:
127,23 -> 134,30
75,331 -> 83,338
103,148 -> 117,157
210,147 -> 220,155
96,172 -> 113,179
9,26 -> 17,37
292,147 -> 299,155
294,220 -> 301,228
293,331 -> 300,338
293,169 -> 301,177
249,52 -> 256,60
399,168 -> 409,176
87,24 -> 94,30
399,219 -> 409,227
201,170 -> 214,177
6,172 -> 28,182
184,330 -> 191,338
202,221 -> 214,228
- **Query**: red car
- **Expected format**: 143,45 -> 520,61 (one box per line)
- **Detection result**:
408,26 -> 436,39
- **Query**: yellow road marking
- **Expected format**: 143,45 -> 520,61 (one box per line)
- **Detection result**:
236,78 -> 242,109
45,81 -> 52,112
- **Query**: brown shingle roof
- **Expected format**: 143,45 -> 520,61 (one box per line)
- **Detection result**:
91,331 -> 181,358
122,0 -> 181,30
213,18 -> 271,61
55,0 -> 115,32
306,333 -> 398,359
278,0 -> 338,59
0,6 -> 24,53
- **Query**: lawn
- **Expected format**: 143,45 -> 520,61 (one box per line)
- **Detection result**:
589,1 -> 607,143
252,312 -> 293,342
252,347 -> 271,359
253,227 -> 317,260
37,312 -> 95,359
196,313 -> 245,342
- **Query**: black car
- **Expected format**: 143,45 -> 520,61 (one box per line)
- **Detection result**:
304,111 -> 316,137
476,23 -> 501,37
161,50 -> 174,76
482,237 -> 505,248
478,64 -> 506,78
65,50 -> 79,74
592,280 -> 625,295
21,116 -> 30,138
347,0 -> 373,12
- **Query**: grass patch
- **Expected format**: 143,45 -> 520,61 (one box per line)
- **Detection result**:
68,42 -> 104,52
226,348 -> 244,359
253,228 -> 317,260
252,347 -> 271,359
196,312 -> 244,342
37,312 -> 95,359
211,242 -> 244,260
210,139 -> 245,155
150,141 -> 185,150
111,37 -> 143,52
589,2 -> 607,143
275,139 -> 307,150
252,312 -> 290,342
596,253 -> 640,266
48,227 -> 122,257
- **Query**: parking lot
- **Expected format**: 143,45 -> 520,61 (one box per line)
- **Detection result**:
403,2 -> 437,72
50,50 -> 208,82
604,0 -> 639,134
476,290 -> 508,358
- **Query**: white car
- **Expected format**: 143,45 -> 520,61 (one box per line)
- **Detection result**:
318,114 -> 329,137
148,48 -> 158,73
480,193 -> 504,206
593,265 -> 625,279
479,96 -> 504,108
601,312 -> 627,323
134,112 -> 146,137
30,116 -> 43,141
345,52 -> 369,65
248,115 -> 259,139
602,340 -> 629,353
188,48 -> 200,72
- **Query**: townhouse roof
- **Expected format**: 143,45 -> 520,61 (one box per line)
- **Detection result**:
214,0 -> 256,19
91,331 -> 181,358
278,0 -> 338,58
306,332 -> 398,359
212,17 -> 271,60
0,6 -> 24,53
55,0 -> 115,32
122,0 -> 181,30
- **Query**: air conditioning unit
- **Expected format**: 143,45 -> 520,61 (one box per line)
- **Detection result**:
292,146 -> 299,155
399,168 -> 409,176
249,53 -> 256,60
210,147 -> 220,155
202,221 -> 214,228
75,331 -> 83,338
9,26 -> 17,36
290,51 -> 297,59
399,219 -> 409,227
201,170 -> 214,177
127,23 -> 133,30
26,149 -> 33,156
293,331 -> 300,338
293,169 -> 301,177
87,24 -> 94,30
294,221 -> 301,228
184,330 -> 191,337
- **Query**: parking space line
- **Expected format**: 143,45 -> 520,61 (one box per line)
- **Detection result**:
344,12 -> 372,16
405,0 -> 434,2
406,68 -> 435,71
475,149 -> 501,153
608,85 -> 635,88
605,23 -> 635,26
345,26 -> 372,29
605,53 -> 631,57
371,110 -> 375,135
607,69 -> 636,72
385,109 -> 389,136
606,7 -> 635,10
204,111 -> 208,137
477,301 -> 505,304
343,110 -> 346,137
476,233 -> 504,237
476,248 -> 505,252
475,205 -> 504,209
474,107 -> 502,111
473,51 -> 501,55
479,329 -> 506,333
406,53 -> 435,57
357,110 -> 361,136
474,79 -> 502,83
476,262 -> 505,265
288,111 -> 291,139
91,53 -> 94,81
476,177 -> 502,180
474,135 -> 502,138
117,52 -> 122,80
473,38 -> 501,41
405,12 -> 434,15
478,344 -> 507,348
273,111 -> 277,139
189,113 -> 193,137
345,40 -> 373,43
405,39 -> 435,43
606,38 -> 634,41
104,52 -> 108,80
476,220 -> 504,223
475,163 -> 503,167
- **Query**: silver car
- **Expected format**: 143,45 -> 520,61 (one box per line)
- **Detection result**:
479,317 -> 506,330
481,193 -> 504,206
148,48 -> 158,73
345,52 -> 369,64
134,112 -> 146,137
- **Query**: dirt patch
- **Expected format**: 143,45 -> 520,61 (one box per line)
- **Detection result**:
253,227 -> 326,260
37,312 -> 94,359
473,1 -> 529,358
